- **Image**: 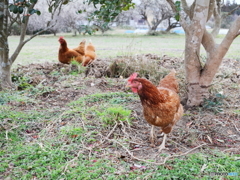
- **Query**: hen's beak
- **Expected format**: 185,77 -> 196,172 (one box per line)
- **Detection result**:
125,83 -> 131,90
125,81 -> 131,88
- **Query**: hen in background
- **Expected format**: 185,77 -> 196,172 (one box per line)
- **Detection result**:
127,70 -> 184,152
58,37 -> 85,64
73,39 -> 86,56
82,40 -> 96,66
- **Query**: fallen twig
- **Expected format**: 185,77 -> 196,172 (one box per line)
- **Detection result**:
169,139 -> 189,150
223,148 -> 239,153
73,122 -> 119,159
62,147 -> 84,174
79,117 -> 86,130
5,125 -> 20,140
105,123 -> 118,140
110,139 -> 207,165
119,120 -> 131,139
6,130 -> 8,140
231,120 -> 240,134
81,140 -> 93,160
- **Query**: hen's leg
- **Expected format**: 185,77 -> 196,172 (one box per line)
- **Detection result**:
158,133 -> 167,152
150,125 -> 155,146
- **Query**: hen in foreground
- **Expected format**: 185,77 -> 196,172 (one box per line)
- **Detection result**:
58,37 -> 85,64
82,41 -> 96,66
127,70 -> 184,152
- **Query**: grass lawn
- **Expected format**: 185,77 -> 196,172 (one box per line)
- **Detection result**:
9,31 -> 240,68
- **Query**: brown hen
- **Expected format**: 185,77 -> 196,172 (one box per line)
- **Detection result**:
58,37 -> 85,64
73,39 -> 86,56
82,41 -> 96,66
127,70 -> 183,152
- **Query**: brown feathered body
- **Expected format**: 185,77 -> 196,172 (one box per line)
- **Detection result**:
138,78 -> 183,134
82,42 -> 96,66
127,70 -> 183,151
73,39 -> 86,56
58,37 -> 85,64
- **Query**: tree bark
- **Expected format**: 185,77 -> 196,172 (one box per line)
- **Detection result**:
181,0 -> 210,106
0,66 -> 13,89
0,0 -> 13,89
183,0 -> 240,106
165,18 -> 181,32
201,16 -> 240,86
211,0 -> 221,37
162,0 -> 240,107
0,0 -> 63,89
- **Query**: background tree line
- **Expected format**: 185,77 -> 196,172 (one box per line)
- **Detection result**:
8,0 -> 240,36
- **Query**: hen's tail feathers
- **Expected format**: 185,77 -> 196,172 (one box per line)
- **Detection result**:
80,39 -> 86,44
158,69 -> 179,93
174,104 -> 184,124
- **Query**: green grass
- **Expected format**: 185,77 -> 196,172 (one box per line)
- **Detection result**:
153,152 -> 240,180
0,107 -> 59,144
1,89 -> 239,179
0,91 -> 34,105
9,33 -> 186,66
1,141 -> 239,179
66,92 -> 135,127
68,91 -> 137,106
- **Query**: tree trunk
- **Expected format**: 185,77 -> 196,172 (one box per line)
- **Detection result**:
181,0 -> 210,106
165,18 -> 180,32
184,5 -> 240,106
166,0 -> 240,107
201,17 -> 240,86
148,27 -> 157,35
0,1 -> 65,90
0,66 -> 13,90
0,0 -> 13,89
211,0 -> 221,37
148,19 -> 164,35
73,29 -> 77,36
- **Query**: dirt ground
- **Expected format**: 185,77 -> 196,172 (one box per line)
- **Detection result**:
9,55 -> 240,163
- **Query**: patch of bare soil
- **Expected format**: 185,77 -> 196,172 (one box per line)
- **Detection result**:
10,55 -> 240,164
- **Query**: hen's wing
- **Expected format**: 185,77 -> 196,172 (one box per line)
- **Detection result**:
63,50 -> 84,64
73,39 -> 86,55
156,69 -> 183,133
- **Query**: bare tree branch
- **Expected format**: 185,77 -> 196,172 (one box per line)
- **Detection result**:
222,5 -> 240,19
211,0 -> 221,37
200,16 -> 240,87
9,0 -> 67,63
202,29 -> 216,53
166,0 -> 176,13
219,16 -> 240,55
207,0 -> 216,21
182,0 -> 191,17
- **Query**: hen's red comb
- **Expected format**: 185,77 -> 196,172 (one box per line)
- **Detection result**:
59,36 -> 64,40
128,72 -> 138,82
